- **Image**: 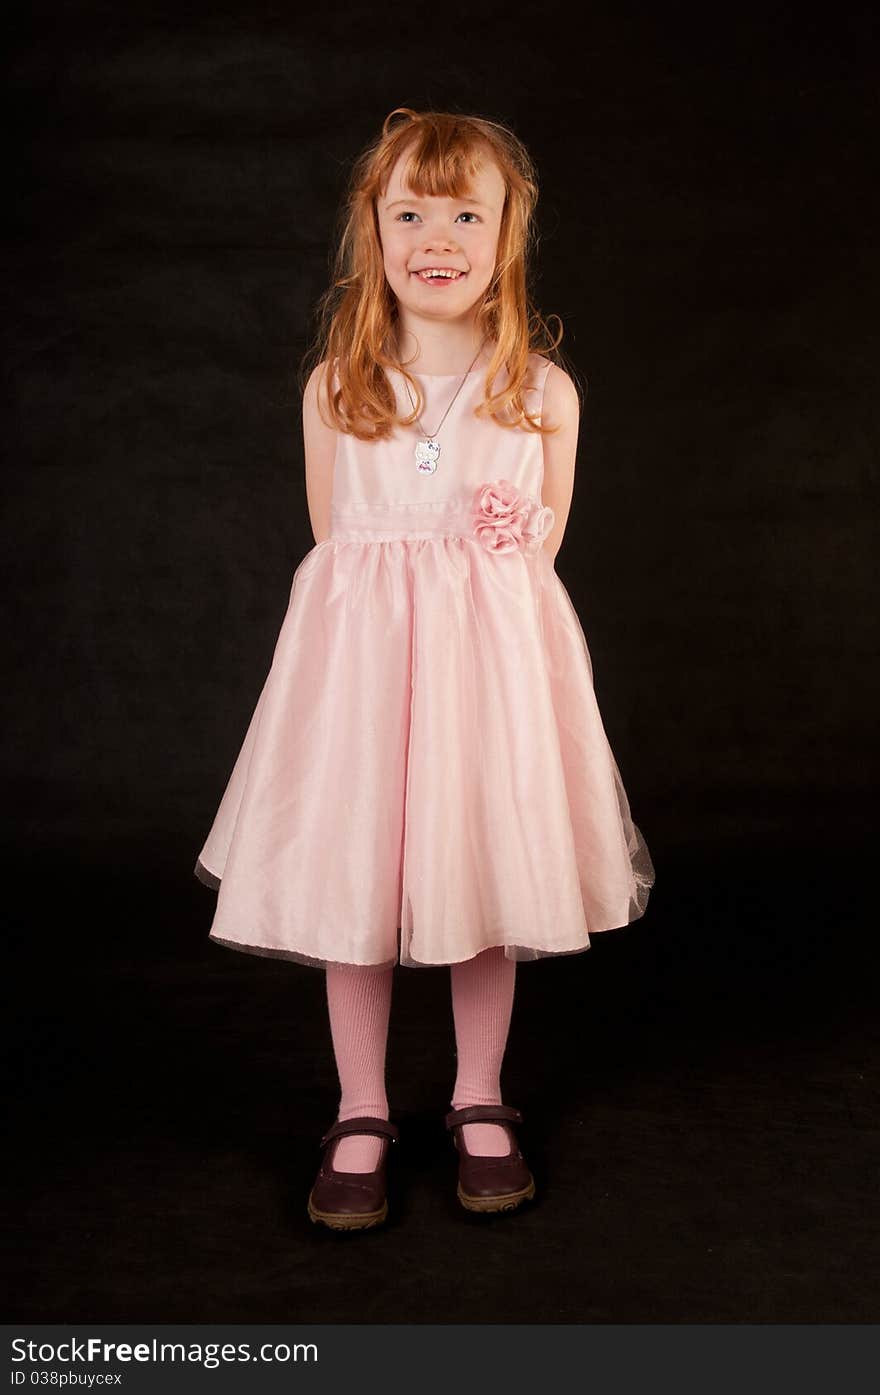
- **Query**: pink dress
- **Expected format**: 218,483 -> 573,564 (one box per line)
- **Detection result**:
194,352 -> 655,970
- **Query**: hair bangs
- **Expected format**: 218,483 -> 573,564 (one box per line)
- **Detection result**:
381,124 -> 493,203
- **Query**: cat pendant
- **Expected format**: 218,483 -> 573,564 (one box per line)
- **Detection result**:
415,438 -> 440,475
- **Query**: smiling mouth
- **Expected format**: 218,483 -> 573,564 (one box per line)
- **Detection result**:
411,269 -> 467,282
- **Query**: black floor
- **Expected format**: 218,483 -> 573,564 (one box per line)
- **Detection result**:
4,828 -> 877,1324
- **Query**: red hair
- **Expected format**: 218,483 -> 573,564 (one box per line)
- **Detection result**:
301,107 -> 577,441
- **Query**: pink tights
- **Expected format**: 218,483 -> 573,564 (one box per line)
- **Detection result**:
325,948 -> 517,1172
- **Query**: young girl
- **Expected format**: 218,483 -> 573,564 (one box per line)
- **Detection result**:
194,106 -> 655,1230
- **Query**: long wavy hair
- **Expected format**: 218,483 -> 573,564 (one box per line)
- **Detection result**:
300,106 -> 578,441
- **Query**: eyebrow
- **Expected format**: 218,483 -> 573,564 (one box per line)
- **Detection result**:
384,196 -> 487,209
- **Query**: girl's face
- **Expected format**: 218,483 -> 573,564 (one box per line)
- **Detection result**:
376,147 -> 506,332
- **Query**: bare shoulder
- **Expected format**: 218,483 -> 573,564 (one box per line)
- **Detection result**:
302,358 -> 338,483
537,358 -> 579,432
301,359 -> 338,543
302,357 -> 336,432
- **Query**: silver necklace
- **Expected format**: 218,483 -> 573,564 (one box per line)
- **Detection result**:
402,339 -> 487,475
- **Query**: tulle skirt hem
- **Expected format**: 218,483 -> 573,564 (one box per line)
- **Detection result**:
196,857 -> 654,972
206,927 -> 597,972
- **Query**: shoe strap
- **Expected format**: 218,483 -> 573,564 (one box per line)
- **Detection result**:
444,1104 -> 523,1131
319,1116 -> 400,1148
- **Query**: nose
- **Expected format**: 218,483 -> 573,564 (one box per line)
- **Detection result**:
421,221 -> 458,254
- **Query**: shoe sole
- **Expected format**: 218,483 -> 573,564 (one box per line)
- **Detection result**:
457,1174 -> 536,1213
307,1194 -> 389,1230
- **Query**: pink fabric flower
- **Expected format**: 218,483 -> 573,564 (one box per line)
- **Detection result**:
471,479 -> 555,555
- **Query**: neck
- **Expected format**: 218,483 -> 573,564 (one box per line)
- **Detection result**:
394,315 -> 488,376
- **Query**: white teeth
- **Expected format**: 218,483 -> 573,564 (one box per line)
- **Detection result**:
417,269 -> 462,279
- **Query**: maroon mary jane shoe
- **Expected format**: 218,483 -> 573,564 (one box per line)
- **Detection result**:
307,1116 -> 400,1231
444,1104 -> 536,1214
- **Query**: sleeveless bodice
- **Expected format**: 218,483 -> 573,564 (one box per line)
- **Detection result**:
329,353 -> 553,542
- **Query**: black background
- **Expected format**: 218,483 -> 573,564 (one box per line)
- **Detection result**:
4,0 -> 878,1323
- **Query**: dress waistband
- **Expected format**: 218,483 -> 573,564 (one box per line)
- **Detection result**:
330,500 -> 476,541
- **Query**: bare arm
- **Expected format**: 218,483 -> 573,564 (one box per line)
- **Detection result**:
540,362 -> 580,563
302,359 -> 338,545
